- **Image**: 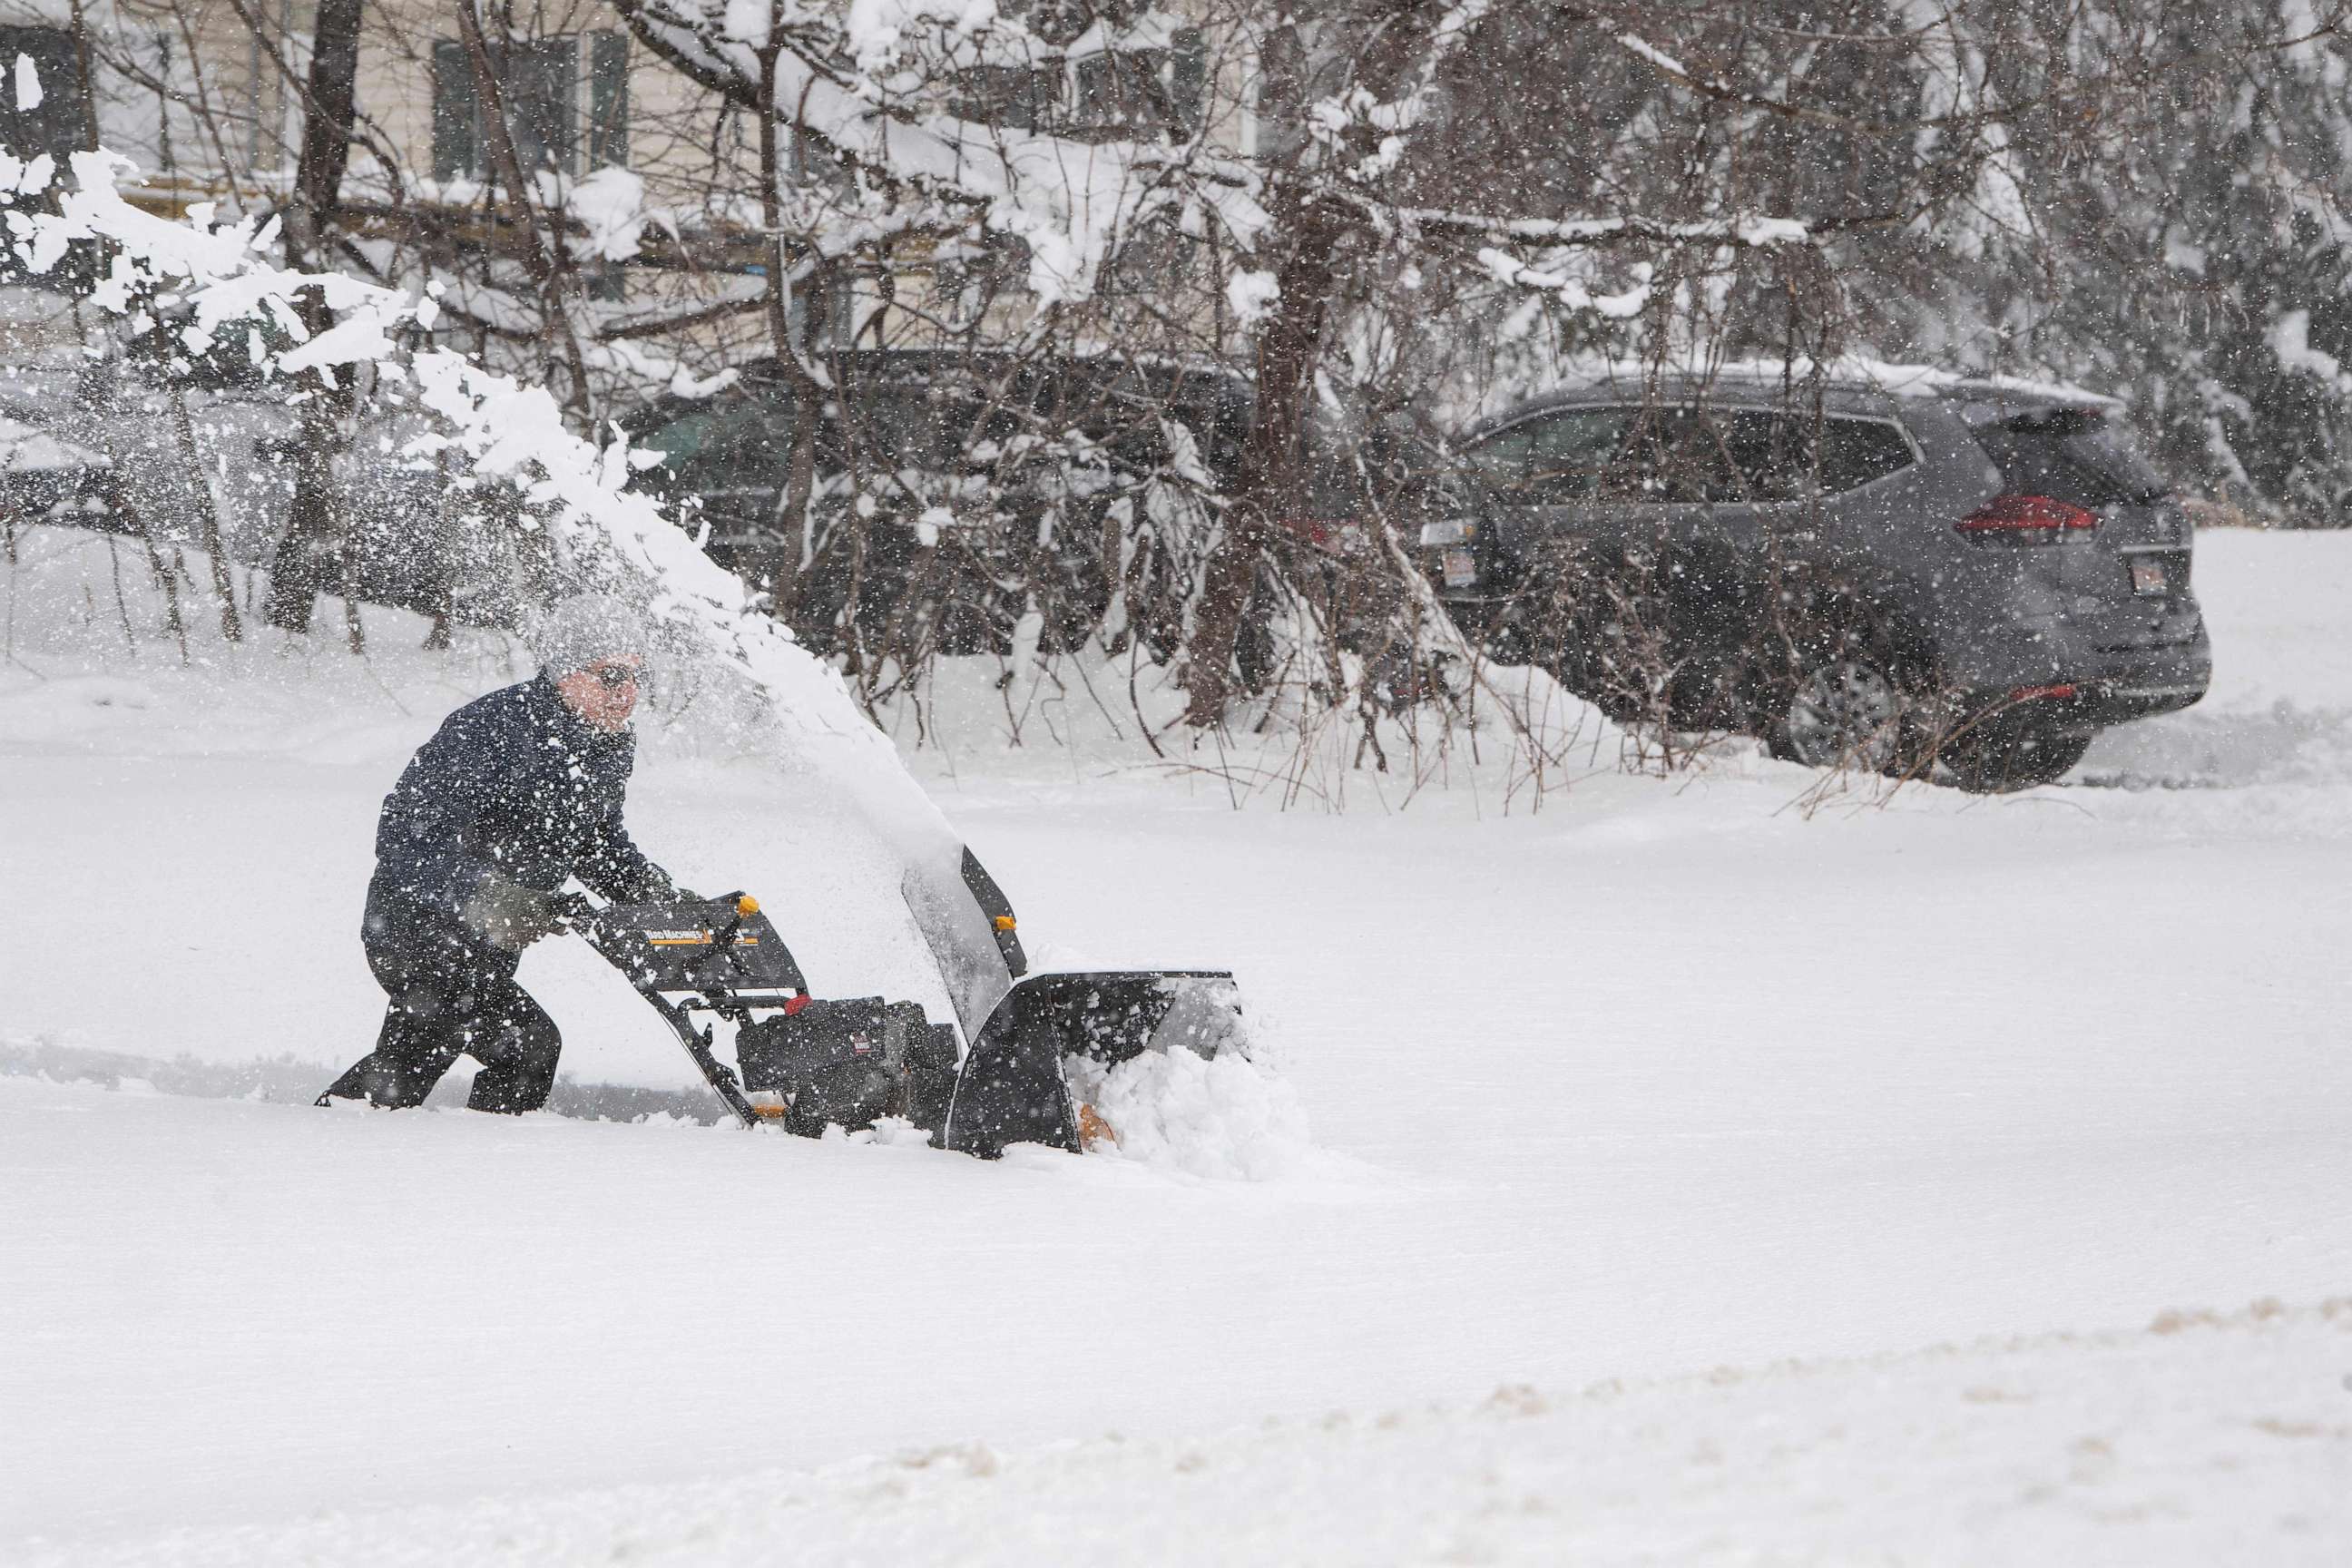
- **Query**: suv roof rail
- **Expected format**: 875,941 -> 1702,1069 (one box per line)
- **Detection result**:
1514,357 -> 2120,407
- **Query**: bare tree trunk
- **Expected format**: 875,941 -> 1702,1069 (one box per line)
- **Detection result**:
754,24 -> 829,629
262,404 -> 355,636
260,0 -> 366,636
64,0 -> 187,662
421,447 -> 457,650
168,384 -> 244,642
1182,193 -> 1344,726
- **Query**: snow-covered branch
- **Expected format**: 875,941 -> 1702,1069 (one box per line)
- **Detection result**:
1401,206 -> 1813,249
609,0 -> 1269,305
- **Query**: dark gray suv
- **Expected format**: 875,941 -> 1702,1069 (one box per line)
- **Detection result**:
1416,369 -> 2211,789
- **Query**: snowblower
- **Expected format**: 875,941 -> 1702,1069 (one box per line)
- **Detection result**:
573,874 -> 1245,1158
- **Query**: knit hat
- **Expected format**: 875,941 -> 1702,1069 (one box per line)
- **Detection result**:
534,593 -> 650,677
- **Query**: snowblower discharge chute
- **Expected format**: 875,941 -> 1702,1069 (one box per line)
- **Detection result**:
578,889 -> 1245,1158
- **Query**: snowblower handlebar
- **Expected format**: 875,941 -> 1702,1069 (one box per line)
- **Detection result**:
555,892 -> 760,946
691,893 -> 760,991
565,890 -> 798,1132
573,893 -> 807,997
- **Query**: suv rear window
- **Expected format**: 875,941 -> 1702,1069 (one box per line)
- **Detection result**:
1973,407 -> 2169,508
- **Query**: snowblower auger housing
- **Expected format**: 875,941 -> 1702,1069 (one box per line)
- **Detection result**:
580,895 -> 1245,1158
942,971 -> 1244,1157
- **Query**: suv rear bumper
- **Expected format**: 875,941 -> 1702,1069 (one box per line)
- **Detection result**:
1961,620 -> 2211,731
1984,675 -> 2207,731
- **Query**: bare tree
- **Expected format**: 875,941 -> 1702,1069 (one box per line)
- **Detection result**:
259,0 -> 368,638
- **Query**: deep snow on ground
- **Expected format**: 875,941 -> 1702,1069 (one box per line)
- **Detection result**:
15,1294 -> 2346,1568
5,526 -> 2352,1562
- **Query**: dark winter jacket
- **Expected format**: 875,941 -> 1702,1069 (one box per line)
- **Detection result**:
369,675 -> 672,921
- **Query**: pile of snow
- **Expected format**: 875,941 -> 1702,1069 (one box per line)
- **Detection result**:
1063,1043 -> 1315,1181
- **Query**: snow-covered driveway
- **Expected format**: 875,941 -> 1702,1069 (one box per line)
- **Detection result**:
4,530 -> 2348,1562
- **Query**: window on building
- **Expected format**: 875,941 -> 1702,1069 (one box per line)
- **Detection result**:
953,29 -> 1208,140
431,32 -> 627,182
1070,29 -> 1209,137
1168,28 -> 1209,135
0,25 -> 88,164
1071,51 -> 1154,132
952,64 -> 1055,131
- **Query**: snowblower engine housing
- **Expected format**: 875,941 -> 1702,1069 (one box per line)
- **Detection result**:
735,999 -> 961,1138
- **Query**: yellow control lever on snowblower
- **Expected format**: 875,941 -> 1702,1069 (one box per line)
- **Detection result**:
737,895 -> 760,917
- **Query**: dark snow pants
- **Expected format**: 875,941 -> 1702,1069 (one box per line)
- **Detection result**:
320,887 -> 563,1114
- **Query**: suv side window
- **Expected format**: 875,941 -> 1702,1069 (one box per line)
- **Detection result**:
1718,410 -> 1809,503
1683,410 -> 1914,502
1714,411 -> 1911,502
1469,405 -> 1911,505
1609,408 -> 1739,503
1468,407 -> 1632,503
1523,407 -> 1636,502
1463,424 -> 1534,487
1814,417 -> 1913,494
847,386 -> 1025,475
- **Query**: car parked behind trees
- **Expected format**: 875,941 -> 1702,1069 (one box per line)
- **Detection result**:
1414,368 -> 2212,791
623,351 -> 1252,690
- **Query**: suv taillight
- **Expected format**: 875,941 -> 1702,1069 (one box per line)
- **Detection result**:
1956,494 -> 2100,545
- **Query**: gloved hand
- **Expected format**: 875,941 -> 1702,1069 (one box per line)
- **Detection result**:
461,877 -> 589,953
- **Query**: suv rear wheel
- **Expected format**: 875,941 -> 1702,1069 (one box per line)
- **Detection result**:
1936,715 -> 2094,792
1755,579 -> 1929,777
1777,659 -> 1907,771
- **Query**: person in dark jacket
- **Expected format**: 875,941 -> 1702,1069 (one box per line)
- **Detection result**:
319,593 -> 694,1114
